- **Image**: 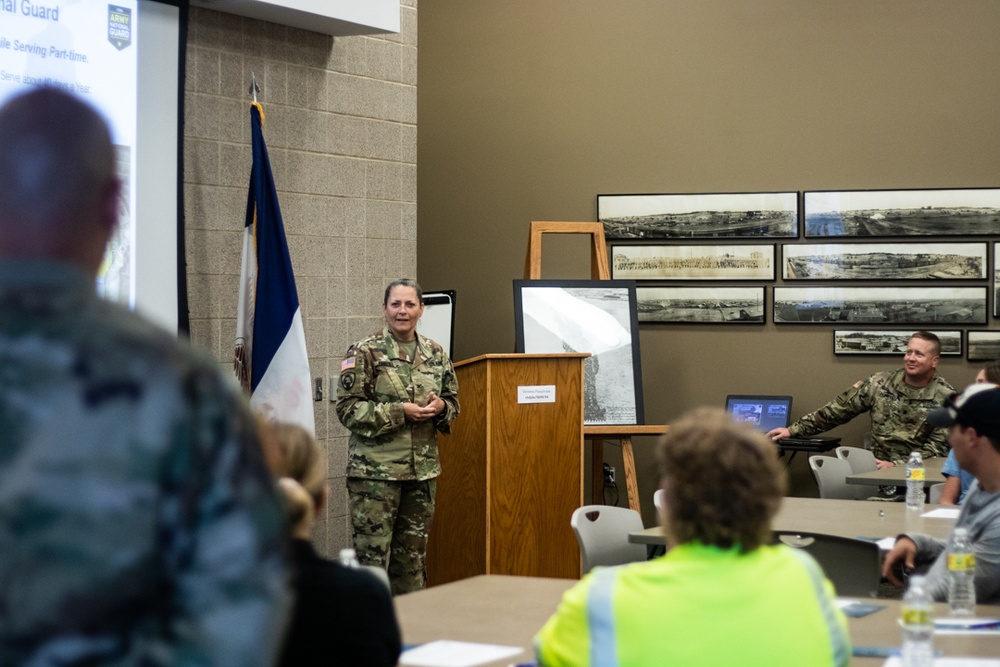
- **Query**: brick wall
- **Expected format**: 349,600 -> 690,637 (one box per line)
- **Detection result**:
183,2 -> 416,557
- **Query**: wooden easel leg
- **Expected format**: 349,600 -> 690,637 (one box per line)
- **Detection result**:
621,437 -> 640,512
591,438 -> 604,504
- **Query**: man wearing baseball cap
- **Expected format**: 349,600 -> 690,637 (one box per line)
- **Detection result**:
882,383 -> 1000,602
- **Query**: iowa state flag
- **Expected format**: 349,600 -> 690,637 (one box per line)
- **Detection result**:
234,102 -> 315,433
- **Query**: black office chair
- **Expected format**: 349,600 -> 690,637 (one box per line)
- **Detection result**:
772,531 -> 881,598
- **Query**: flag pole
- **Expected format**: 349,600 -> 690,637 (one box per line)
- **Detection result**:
249,71 -> 260,103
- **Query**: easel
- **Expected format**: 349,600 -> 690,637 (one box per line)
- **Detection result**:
523,221 -> 668,513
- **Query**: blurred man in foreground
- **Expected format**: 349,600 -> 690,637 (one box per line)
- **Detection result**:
882,384 -> 1000,602
0,88 -> 289,665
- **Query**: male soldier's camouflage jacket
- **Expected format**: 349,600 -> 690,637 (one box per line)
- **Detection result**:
0,260 -> 289,666
336,326 -> 459,480
788,368 -> 954,463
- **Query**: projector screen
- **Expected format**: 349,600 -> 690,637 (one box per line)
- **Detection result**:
0,0 -> 185,332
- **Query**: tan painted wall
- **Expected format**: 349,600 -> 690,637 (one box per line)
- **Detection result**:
417,1 -> 1000,523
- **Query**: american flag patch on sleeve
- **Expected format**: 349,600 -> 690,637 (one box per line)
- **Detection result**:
341,357 -> 356,371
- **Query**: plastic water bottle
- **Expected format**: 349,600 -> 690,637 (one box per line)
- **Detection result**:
947,527 -> 976,615
338,548 -> 360,568
901,575 -> 934,667
905,451 -> 925,511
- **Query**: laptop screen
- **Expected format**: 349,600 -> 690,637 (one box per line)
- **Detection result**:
725,395 -> 793,433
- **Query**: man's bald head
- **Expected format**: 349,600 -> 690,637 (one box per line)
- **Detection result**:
0,87 -> 119,270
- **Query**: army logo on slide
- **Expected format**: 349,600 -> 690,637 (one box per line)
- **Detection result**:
108,5 -> 132,51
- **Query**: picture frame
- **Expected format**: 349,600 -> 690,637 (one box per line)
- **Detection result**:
635,286 -> 765,324
995,242 -> 999,317
833,330 -> 962,356
804,188 -> 1000,238
782,242 -> 987,281
968,331 -> 1000,362
513,279 -> 644,426
611,244 -> 775,281
598,191 -> 798,239
773,286 -> 987,325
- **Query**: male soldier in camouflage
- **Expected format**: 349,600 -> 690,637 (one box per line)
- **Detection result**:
336,279 -> 459,595
767,331 -> 953,468
0,88 -> 289,665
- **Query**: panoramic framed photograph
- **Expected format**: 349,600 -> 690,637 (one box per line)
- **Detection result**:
782,242 -> 987,280
513,279 -> 644,426
833,330 -> 962,356
611,244 -> 775,281
804,188 -> 1000,237
598,191 -> 798,239
773,286 -> 987,325
968,331 -> 1000,362
635,286 -> 765,324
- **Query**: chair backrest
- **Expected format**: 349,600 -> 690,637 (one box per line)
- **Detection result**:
773,531 -> 881,598
835,446 -> 877,474
808,455 -> 857,500
570,505 -> 647,574
653,488 -> 665,511
928,482 -> 945,505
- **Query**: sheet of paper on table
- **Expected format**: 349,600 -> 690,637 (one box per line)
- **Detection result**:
877,536 -> 896,550
922,508 -> 961,519
883,658 -> 1000,666
399,640 -> 524,667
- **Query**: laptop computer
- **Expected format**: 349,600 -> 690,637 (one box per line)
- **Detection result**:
725,395 -> 840,450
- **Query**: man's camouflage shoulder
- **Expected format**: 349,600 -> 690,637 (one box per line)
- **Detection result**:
931,374 -> 955,393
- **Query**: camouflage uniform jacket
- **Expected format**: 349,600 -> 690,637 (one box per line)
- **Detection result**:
0,260 -> 290,667
788,368 -> 954,463
336,326 -> 459,481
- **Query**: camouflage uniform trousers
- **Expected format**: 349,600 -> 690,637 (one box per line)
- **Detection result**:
347,477 -> 436,596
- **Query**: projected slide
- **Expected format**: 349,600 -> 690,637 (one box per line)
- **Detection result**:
0,1 -> 138,307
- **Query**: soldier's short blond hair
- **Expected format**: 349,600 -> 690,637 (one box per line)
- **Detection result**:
657,407 -> 786,553
910,330 -> 941,357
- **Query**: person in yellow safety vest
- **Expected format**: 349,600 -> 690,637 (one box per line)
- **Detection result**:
535,407 -> 850,667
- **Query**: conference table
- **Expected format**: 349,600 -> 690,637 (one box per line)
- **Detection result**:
628,497 -> 959,546
394,574 -> 1000,667
846,456 -> 947,488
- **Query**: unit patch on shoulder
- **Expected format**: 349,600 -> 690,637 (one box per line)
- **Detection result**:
341,357 -> 356,371
340,373 -> 356,391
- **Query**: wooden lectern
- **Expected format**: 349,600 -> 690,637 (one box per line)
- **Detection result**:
426,353 -> 586,585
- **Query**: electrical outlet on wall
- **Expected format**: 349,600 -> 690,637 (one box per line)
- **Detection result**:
603,463 -> 615,486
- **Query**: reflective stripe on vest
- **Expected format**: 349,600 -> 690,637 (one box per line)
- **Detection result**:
586,567 -> 620,667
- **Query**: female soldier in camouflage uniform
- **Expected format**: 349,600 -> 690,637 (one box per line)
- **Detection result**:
336,279 -> 459,595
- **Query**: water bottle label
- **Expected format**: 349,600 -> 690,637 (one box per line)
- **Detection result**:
907,468 -> 925,481
901,607 -> 929,625
948,553 -> 976,571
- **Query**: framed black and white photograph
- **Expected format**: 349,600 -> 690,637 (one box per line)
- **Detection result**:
635,286 -> 765,324
598,192 -> 798,239
513,280 -> 644,426
804,188 -> 1000,237
782,242 -> 987,280
773,287 -> 987,324
968,331 -> 1000,362
995,242 -> 999,316
833,330 -> 962,356
611,244 -> 775,281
